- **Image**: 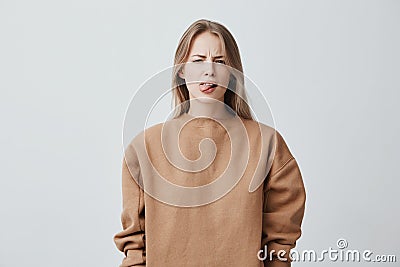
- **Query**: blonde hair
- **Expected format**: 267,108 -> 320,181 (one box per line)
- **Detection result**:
171,19 -> 254,120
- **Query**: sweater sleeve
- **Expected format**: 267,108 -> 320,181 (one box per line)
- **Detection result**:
113,151 -> 146,267
262,130 -> 306,267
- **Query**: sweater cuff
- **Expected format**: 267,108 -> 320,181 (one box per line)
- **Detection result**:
264,259 -> 291,267
119,249 -> 146,267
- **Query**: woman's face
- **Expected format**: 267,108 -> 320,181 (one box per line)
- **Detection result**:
179,31 -> 230,103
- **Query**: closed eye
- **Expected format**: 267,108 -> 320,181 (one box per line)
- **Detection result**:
191,59 -> 225,64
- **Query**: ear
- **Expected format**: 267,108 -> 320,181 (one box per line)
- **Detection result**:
178,68 -> 185,79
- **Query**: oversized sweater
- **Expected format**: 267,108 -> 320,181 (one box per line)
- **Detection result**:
113,112 -> 306,267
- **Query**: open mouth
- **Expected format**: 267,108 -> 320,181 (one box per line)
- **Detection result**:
199,82 -> 218,92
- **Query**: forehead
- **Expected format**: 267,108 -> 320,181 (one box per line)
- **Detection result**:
188,32 -> 225,55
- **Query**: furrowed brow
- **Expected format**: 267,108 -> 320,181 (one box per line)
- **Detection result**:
191,54 -> 225,59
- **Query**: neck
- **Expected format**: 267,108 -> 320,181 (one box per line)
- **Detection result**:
187,97 -> 233,119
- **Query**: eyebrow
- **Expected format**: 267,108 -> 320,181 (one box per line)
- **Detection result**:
191,54 -> 225,59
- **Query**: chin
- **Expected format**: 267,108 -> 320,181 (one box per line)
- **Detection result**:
189,89 -> 226,102
191,93 -> 225,102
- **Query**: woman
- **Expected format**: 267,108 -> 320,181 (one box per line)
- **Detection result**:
114,19 -> 306,267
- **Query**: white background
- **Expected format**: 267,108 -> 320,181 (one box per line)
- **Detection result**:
0,0 -> 399,266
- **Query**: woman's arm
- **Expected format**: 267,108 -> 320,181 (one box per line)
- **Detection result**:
113,155 -> 146,267
262,130 -> 306,267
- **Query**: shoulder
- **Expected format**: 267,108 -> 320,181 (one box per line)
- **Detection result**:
124,122 -> 163,155
130,121 -> 164,142
240,118 -> 277,146
244,118 -> 295,171
245,119 -> 291,148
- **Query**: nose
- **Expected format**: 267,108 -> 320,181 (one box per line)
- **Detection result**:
203,59 -> 215,77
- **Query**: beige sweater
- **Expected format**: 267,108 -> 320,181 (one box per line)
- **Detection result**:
113,112 -> 306,267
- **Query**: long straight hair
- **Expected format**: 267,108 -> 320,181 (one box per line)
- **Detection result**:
171,19 -> 254,120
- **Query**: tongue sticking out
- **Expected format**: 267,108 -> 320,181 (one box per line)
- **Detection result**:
199,83 -> 217,92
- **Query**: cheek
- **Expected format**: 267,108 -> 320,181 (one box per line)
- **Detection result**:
183,66 -> 202,83
186,84 -> 194,93
186,83 -> 200,96
219,87 -> 228,97
216,69 -> 231,88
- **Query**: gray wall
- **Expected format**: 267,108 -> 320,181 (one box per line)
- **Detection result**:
0,0 -> 398,266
